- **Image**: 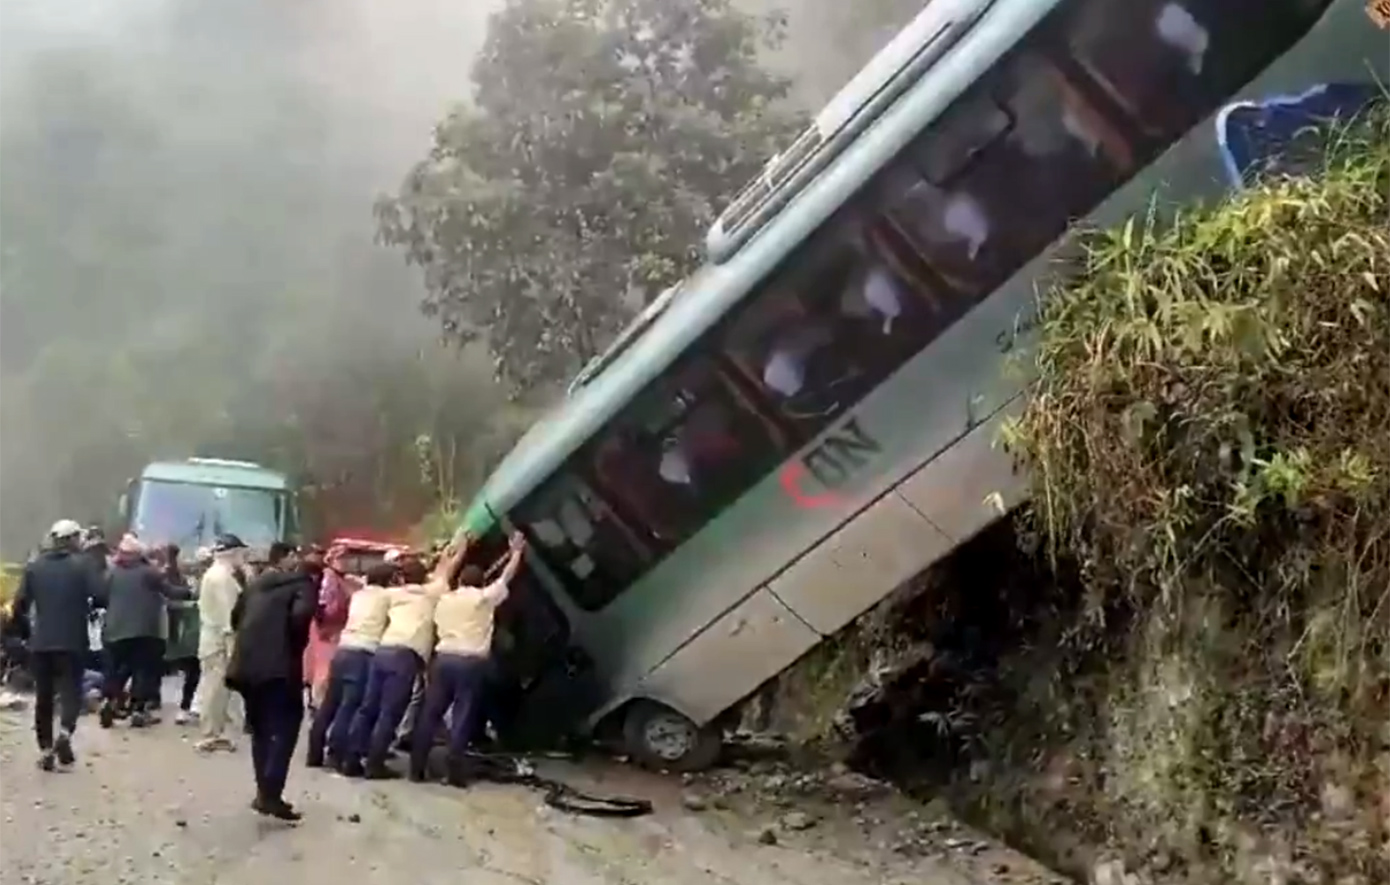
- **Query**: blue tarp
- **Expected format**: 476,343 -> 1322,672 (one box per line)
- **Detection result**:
1215,82 -> 1384,188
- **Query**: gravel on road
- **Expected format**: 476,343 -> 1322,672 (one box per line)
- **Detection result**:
0,699 -> 1037,885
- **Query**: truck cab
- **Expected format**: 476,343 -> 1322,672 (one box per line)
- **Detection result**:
120,458 -> 298,566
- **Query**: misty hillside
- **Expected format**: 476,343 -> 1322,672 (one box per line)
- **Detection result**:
0,0 -> 925,555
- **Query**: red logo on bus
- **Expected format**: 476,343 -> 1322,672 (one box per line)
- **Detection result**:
779,417 -> 880,510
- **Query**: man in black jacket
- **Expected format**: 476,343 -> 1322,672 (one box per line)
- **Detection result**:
12,519 -> 109,771
100,535 -> 192,728
225,542 -> 316,821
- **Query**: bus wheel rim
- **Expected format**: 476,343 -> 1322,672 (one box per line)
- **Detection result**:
644,714 -> 695,760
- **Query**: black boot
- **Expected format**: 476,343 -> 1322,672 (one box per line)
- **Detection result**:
252,794 -> 303,822
54,730 -> 75,767
339,756 -> 365,779
444,755 -> 472,789
362,756 -> 400,781
407,751 -> 430,783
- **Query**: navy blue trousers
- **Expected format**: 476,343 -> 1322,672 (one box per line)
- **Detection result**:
305,647 -> 373,764
408,653 -> 490,777
242,679 -> 303,801
348,646 -> 421,766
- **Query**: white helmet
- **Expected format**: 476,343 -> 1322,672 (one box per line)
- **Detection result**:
49,519 -> 83,540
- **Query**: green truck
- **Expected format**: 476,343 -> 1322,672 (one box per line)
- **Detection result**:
119,457 -> 300,561
118,457 -> 301,667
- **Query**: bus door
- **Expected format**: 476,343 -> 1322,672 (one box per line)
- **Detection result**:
470,521 -> 602,749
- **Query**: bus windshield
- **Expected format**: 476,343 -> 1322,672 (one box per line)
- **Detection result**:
132,480 -> 285,550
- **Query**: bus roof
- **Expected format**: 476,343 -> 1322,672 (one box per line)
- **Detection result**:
465,0 -> 1037,527
141,459 -> 291,491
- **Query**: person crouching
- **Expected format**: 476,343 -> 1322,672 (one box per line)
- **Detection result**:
342,538 -> 468,780
224,543 -> 316,821
304,560 -> 395,771
409,531 -> 527,785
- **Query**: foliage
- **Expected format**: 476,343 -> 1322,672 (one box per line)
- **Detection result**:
999,109 -> 1390,881
376,0 -> 805,392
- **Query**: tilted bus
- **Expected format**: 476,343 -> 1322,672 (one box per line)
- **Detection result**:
455,0 -> 1388,770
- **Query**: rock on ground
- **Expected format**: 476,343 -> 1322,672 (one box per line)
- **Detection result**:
0,694 -> 1026,885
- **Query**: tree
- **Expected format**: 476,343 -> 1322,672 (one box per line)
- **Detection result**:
376,0 -> 806,392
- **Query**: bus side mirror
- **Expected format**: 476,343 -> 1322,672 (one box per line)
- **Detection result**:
117,493 -> 129,519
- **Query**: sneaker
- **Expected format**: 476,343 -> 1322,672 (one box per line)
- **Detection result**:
174,710 -> 198,726
54,732 -> 75,767
251,796 -> 303,822
37,750 -> 55,772
194,736 -> 236,753
98,704 -> 115,730
129,712 -> 151,729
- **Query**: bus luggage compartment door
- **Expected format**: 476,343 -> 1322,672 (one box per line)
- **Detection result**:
895,402 -> 1027,545
637,588 -> 820,727
766,490 -> 955,637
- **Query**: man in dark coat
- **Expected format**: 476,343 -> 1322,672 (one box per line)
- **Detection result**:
225,542 -> 316,821
11,519 -> 108,771
81,526 -> 109,576
100,534 -> 191,728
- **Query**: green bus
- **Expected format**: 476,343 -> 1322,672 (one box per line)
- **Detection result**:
120,457 -> 300,560
459,0 -> 1388,770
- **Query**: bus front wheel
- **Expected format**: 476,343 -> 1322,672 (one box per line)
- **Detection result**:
622,700 -> 722,773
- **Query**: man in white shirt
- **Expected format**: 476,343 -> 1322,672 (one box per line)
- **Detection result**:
304,561 -> 390,770
194,534 -> 247,752
343,539 -> 468,780
408,532 -> 526,785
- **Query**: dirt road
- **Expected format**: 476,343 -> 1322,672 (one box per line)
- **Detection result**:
0,698 -> 1051,885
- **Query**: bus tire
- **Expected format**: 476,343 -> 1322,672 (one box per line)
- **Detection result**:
621,700 -> 722,773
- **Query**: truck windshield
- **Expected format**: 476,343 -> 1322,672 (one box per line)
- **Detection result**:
132,481 -> 284,550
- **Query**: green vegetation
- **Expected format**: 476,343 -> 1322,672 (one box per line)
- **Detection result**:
376,0 -> 805,392
991,109 -> 1390,883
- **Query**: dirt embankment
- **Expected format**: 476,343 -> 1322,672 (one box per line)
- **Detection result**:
740,514 -> 1390,885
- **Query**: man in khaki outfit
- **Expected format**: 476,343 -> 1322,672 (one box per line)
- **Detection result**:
194,534 -> 247,752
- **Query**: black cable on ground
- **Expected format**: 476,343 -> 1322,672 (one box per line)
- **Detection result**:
462,752 -> 654,818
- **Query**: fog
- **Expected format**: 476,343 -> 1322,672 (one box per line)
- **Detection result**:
0,0 -> 920,555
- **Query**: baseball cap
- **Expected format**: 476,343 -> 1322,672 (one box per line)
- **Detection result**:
211,533 -> 248,553
49,519 -> 83,539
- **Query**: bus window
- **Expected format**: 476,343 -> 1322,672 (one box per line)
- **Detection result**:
723,212 -> 949,439
592,359 -> 782,548
513,474 -> 650,611
1066,0 -> 1323,140
887,51 -> 1130,294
